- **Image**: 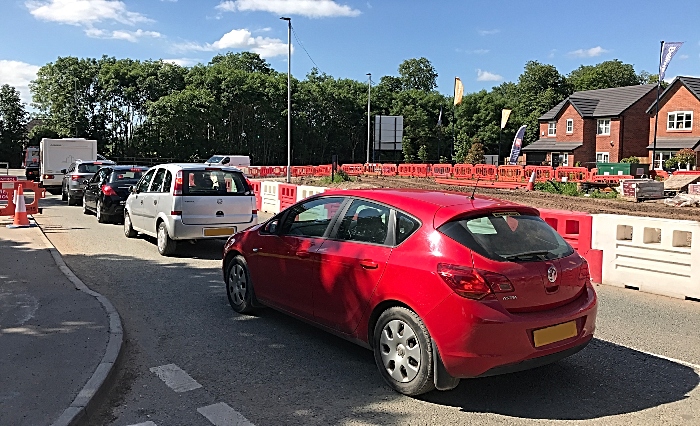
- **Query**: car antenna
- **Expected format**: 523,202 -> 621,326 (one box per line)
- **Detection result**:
470,177 -> 480,200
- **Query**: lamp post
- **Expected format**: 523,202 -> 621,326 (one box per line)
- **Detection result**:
281,17 -> 291,182
366,73 -> 371,164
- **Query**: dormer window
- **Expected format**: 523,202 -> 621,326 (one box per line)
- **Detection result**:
668,111 -> 693,130
548,121 -> 556,136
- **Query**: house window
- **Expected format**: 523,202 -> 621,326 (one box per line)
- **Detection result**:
596,152 -> 610,163
548,121 -> 556,136
566,119 -> 573,134
597,119 -> 610,135
551,152 -> 569,167
653,151 -> 675,170
667,111 -> 693,130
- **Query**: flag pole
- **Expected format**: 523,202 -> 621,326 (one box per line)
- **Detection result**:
452,77 -> 457,160
652,40 -> 663,170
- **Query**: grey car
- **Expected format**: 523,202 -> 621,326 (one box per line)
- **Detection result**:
61,159 -> 116,205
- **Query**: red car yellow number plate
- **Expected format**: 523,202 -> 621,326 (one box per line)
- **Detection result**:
533,321 -> 577,347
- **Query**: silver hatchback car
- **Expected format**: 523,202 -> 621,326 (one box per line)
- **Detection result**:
124,164 -> 258,255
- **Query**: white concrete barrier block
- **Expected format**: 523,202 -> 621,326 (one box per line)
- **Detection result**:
296,185 -> 326,202
592,214 -> 700,299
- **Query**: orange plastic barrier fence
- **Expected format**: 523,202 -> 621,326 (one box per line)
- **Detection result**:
278,183 -> 297,210
397,164 -> 413,177
497,165 -> 524,182
431,164 -> 453,178
591,175 -> 633,185
363,163 -> 383,176
291,166 -> 314,177
341,164 -> 364,176
0,180 -> 45,216
381,164 -> 398,176
411,164 -> 429,177
248,166 -> 261,178
314,165 -> 332,177
249,181 -> 262,211
523,166 -> 554,182
452,164 -> 474,180
555,167 -> 589,182
473,164 -> 498,181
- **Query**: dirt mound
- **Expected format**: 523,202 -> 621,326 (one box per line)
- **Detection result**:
295,176 -> 700,222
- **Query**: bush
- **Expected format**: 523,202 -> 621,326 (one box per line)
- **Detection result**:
620,156 -> 640,164
464,142 -> 485,165
319,169 -> 352,184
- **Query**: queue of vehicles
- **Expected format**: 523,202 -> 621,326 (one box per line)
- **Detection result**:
38,140 -> 598,397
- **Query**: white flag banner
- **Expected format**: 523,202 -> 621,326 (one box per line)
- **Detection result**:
659,41 -> 683,81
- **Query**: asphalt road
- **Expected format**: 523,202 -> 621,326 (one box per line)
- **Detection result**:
35,194 -> 700,426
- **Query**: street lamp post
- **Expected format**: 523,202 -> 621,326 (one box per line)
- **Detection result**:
281,17 -> 292,183
366,73 -> 371,164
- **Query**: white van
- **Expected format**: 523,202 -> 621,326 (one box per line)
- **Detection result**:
124,164 -> 257,256
204,155 -> 250,168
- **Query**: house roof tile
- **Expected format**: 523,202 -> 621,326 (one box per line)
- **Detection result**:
540,84 -> 656,121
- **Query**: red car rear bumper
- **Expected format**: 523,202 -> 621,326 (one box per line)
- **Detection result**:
424,285 -> 597,379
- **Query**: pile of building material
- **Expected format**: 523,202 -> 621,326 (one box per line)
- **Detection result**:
663,173 -> 700,192
664,193 -> 700,207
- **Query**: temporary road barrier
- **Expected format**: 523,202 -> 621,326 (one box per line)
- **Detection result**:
260,181 -> 281,213
556,167 -> 589,182
296,185 -> 326,202
524,166 -> 554,182
291,166 -> 315,177
412,164 -> 430,178
497,165 -> 524,182
341,164 -> 364,176
592,214 -> 700,300
249,180 -> 262,211
473,164 -> 498,181
452,164 -> 474,180
363,163 -> 383,176
0,180 -> 44,216
689,184 -> 700,195
431,164 -> 453,178
397,164 -> 413,177
279,184 -> 298,210
381,164 -> 398,176
314,165 -> 332,177
434,178 -> 527,190
590,175 -> 634,185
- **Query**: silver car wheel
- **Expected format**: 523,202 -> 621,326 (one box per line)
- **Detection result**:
96,200 -> 102,221
229,264 -> 247,305
379,319 -> 422,383
157,226 -> 167,251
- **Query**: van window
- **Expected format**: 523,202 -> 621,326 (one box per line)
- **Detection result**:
183,170 -> 249,196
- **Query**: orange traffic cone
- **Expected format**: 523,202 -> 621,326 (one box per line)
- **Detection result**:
7,184 -> 32,228
526,171 -> 536,191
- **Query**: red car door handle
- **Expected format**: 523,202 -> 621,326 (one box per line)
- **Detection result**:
295,251 -> 310,258
360,259 -> 378,269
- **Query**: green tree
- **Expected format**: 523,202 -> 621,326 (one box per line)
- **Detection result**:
398,57 -> 438,92
0,84 -> 29,166
27,124 -> 59,146
465,141 -> 485,165
417,145 -> 428,163
567,60 -> 641,92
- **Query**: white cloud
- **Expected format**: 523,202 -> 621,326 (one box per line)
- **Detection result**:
679,54 -> 689,60
26,0 -> 151,26
174,28 -> 290,58
568,46 -> 609,58
215,0 -> 361,18
476,69 -> 502,82
478,29 -> 499,36
0,60 -> 40,105
85,28 -> 161,42
162,58 -> 198,67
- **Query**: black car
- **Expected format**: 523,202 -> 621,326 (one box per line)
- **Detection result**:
82,165 -> 149,223
25,164 -> 40,182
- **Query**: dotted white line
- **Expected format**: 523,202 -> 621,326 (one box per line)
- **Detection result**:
198,402 -> 254,426
149,364 -> 202,393
125,422 -> 157,426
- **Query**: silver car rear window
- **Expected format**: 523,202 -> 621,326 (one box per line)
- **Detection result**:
183,170 -> 249,196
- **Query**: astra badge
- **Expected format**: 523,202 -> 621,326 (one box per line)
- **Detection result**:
547,266 -> 557,283
217,199 -> 223,204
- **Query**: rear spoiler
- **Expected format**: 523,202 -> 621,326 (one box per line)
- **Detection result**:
433,205 -> 540,229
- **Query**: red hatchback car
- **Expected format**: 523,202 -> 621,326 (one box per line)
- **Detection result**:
222,189 -> 597,396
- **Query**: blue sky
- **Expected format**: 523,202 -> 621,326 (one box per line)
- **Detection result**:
1,0 -> 698,107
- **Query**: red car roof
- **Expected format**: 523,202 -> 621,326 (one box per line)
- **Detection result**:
323,188 -> 538,228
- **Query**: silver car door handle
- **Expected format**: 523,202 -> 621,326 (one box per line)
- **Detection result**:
252,248 -> 261,252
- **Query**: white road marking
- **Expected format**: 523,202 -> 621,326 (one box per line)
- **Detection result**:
198,402 -> 254,426
125,422 -> 157,426
149,364 -> 202,393
599,338 -> 700,371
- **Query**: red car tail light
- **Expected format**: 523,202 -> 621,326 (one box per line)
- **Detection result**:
43,174 -> 54,179
437,264 -> 514,300
252,209 -> 258,214
71,174 -> 81,181
101,185 -> 117,196
173,170 -> 183,195
579,259 -> 591,282
171,211 -> 182,216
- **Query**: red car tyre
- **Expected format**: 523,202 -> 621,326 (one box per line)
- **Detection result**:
373,307 -> 435,396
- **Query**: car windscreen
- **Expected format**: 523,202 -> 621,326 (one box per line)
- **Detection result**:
206,156 -> 224,164
438,213 -> 573,262
78,164 -> 103,173
183,170 -> 249,196
110,169 -> 146,182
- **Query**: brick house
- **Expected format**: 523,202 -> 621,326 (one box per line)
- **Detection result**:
646,76 -> 700,169
523,84 -> 657,167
